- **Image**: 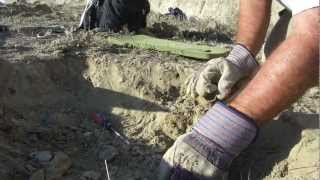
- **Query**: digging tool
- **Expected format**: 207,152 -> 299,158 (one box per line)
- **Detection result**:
104,160 -> 111,180
91,112 -> 130,145
79,0 -> 99,28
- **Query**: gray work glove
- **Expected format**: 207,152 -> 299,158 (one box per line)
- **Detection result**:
186,44 -> 259,100
159,102 -> 258,180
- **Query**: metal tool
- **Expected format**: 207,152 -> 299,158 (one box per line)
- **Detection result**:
104,160 -> 111,180
79,0 -> 99,28
91,112 -> 130,145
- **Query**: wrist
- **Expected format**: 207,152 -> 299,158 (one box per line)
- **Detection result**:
183,131 -> 234,171
229,98 -> 266,126
193,101 -> 259,156
226,44 -> 259,75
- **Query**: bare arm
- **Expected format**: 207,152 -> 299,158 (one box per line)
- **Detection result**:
230,8 -> 319,125
236,0 -> 272,55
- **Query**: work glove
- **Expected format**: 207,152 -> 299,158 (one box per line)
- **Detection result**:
186,44 -> 259,100
159,102 -> 258,180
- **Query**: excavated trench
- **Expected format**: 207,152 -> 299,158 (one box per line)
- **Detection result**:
1,49 -> 319,180
0,51 -> 206,180
0,2 -> 319,180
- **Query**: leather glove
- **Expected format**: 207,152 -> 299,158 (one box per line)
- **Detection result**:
186,44 -> 259,100
159,102 -> 258,180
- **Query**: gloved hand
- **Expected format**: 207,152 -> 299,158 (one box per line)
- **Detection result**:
186,44 -> 259,100
159,102 -> 258,180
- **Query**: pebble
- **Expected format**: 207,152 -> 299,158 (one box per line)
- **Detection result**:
46,152 -> 72,180
30,151 -> 53,165
98,145 -> 118,162
83,132 -> 93,137
29,151 -> 72,180
80,171 -> 101,180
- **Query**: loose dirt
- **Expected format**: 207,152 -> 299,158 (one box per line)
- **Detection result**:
0,2 -> 319,180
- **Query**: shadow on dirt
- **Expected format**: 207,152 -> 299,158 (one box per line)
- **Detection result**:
229,112 -> 319,179
0,52 -> 169,133
0,31 -> 9,47
281,111 -> 319,129
180,29 -> 232,43
148,21 -> 232,43
148,22 -> 180,38
0,53 -> 170,179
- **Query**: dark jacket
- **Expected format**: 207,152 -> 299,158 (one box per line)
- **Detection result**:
80,0 -> 150,32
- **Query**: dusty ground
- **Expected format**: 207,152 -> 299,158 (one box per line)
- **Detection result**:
0,2 -> 319,180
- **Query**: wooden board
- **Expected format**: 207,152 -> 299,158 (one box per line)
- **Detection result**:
106,35 -> 230,60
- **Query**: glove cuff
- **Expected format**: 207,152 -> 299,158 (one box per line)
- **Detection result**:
226,44 -> 259,74
183,131 -> 234,171
193,101 -> 259,156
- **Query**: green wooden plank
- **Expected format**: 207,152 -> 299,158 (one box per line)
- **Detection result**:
106,35 -> 230,60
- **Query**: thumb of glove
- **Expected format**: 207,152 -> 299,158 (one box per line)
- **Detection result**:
216,62 -> 244,100
195,59 -> 225,100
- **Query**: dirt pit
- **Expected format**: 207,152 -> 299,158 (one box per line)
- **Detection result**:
0,2 -> 319,180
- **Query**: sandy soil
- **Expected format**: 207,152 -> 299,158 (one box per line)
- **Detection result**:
0,2 -> 319,180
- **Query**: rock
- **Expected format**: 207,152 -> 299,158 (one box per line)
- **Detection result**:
30,151 -> 53,165
98,145 -> 118,162
29,169 -> 45,180
80,171 -> 101,180
46,152 -> 72,180
83,132 -> 93,137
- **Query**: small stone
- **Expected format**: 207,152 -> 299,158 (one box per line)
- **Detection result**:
29,169 -> 45,180
83,132 -> 93,137
80,171 -> 101,180
46,152 -> 72,180
98,145 -> 118,162
30,151 -> 53,165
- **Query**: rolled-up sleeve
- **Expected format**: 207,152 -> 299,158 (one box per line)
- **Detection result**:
277,0 -> 319,15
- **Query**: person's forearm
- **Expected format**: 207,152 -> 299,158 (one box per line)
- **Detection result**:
230,8 -> 319,125
236,0 -> 272,55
